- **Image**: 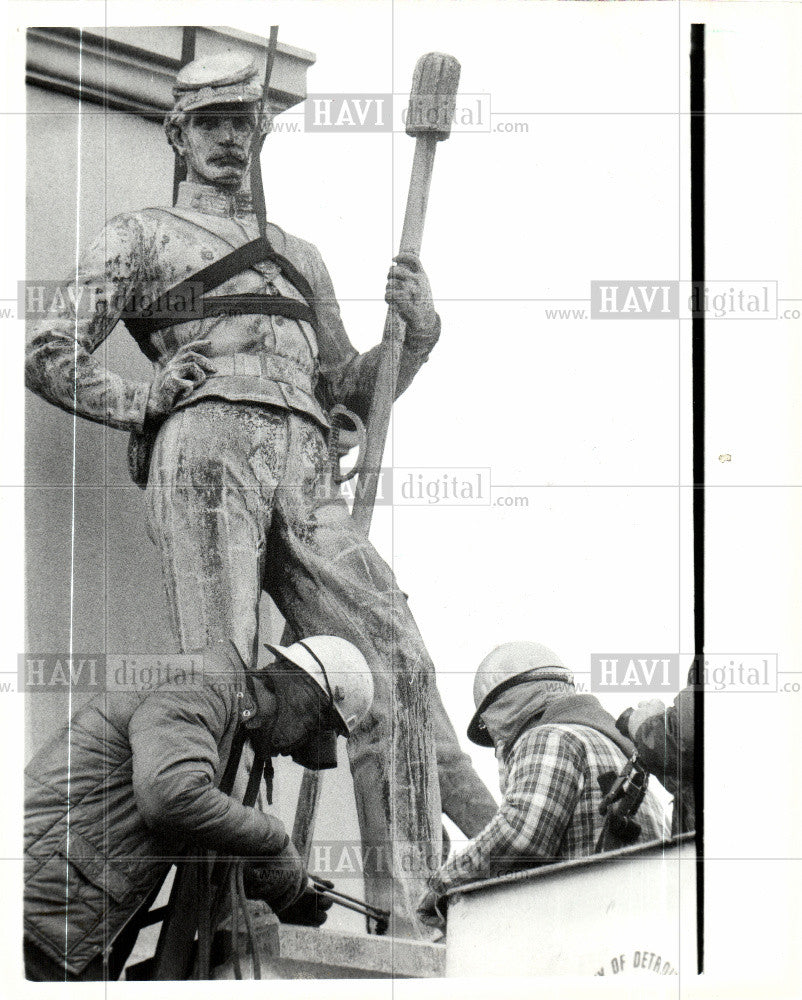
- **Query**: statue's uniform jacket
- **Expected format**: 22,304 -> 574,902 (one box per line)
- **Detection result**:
25,181 -> 439,433
24,641 -> 284,976
25,181 -> 499,932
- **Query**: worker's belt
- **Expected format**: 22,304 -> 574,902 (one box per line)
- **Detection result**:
124,237 -> 320,361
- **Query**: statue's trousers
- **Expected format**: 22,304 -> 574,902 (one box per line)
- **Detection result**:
145,399 -> 498,935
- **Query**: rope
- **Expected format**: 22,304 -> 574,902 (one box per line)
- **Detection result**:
194,857 -> 212,979
229,868 -> 242,980
236,864 -> 262,980
222,862 -> 262,980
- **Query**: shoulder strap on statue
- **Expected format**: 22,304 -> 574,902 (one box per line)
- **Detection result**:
125,237 -> 320,355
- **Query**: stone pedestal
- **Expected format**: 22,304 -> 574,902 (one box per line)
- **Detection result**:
212,904 -> 445,980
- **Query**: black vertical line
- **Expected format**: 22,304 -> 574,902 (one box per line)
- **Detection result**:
180,23 -> 198,66
102,18 -> 110,993
172,26 -> 198,205
690,21 -> 705,975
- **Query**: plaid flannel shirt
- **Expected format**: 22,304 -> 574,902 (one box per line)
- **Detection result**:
431,723 -> 668,896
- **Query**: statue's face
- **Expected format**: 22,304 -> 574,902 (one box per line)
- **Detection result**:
174,102 -> 259,191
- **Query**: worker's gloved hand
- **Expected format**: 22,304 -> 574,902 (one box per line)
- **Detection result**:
146,338 -> 216,419
627,699 -> 667,740
277,880 -> 334,928
242,840 -> 308,914
417,886 -> 447,930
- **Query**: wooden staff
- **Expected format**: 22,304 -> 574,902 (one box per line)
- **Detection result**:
353,52 -> 461,531
291,53 -> 461,872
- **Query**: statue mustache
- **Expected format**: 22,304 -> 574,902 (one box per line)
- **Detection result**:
210,149 -> 247,165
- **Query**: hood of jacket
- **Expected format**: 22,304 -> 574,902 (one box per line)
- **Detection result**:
493,691 -> 636,795
531,694 -> 636,758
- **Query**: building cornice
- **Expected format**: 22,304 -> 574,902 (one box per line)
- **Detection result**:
26,26 -> 316,122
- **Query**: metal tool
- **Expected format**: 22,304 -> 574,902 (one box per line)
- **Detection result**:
595,752 -> 650,853
310,877 -> 390,936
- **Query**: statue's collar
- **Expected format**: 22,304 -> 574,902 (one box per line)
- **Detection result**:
176,181 -> 255,218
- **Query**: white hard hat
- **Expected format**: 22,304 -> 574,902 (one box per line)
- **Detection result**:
265,636 -> 374,736
468,641 -> 574,746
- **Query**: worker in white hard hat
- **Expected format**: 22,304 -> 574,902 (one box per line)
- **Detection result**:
24,636 -> 373,981
253,636 -> 376,769
417,641 -> 668,929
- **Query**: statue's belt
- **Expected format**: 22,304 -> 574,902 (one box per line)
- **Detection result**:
123,237 -> 319,360
201,351 -> 315,387
172,351 -> 328,427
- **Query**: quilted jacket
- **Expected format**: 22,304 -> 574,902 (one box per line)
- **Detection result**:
24,640 -> 287,974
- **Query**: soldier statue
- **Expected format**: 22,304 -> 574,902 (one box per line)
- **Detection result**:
25,50 -> 497,934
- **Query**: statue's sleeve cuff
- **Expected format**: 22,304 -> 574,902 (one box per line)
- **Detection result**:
404,312 -> 441,358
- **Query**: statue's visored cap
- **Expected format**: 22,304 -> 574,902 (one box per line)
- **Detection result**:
172,52 -> 263,113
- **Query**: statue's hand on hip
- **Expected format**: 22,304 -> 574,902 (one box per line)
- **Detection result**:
145,339 -> 217,419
